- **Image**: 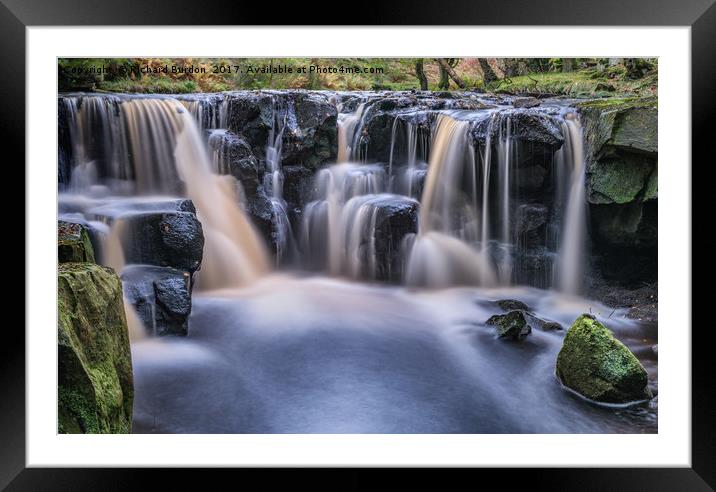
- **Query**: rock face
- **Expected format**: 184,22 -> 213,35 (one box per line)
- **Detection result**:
578,98 -> 657,286
58,262 -> 133,433
556,314 -> 651,404
120,211 -> 204,273
58,221 -> 96,263
226,91 -> 338,171
486,310 -> 532,340
121,265 -> 192,336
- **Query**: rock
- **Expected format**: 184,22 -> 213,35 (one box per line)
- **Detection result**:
88,198 -> 196,223
472,110 -> 564,148
282,164 -> 315,214
227,91 -> 338,171
58,221 -> 96,263
513,96 -> 541,108
371,196 -> 420,282
578,97 -> 658,287
588,154 -> 655,204
120,211 -> 204,273
486,310 -> 532,340
609,105 -> 657,154
121,265 -> 192,336
515,203 -> 548,245
524,312 -> 563,331
556,314 -> 652,404
58,262 -> 133,433
496,299 -> 530,312
208,130 -> 260,196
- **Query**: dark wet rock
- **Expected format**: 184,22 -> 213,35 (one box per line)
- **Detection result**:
121,265 -> 192,336
208,130 -> 260,196
515,203 -> 548,245
496,299 -> 530,312
372,197 -> 420,282
58,262 -> 133,433
513,96 -> 541,108
58,221 -> 96,263
58,99 -> 73,188
227,91 -> 338,171
486,310 -> 532,340
88,198 -> 196,223
472,110 -> 564,148
282,165 -> 315,214
524,312 -> 563,331
121,211 -> 204,273
556,314 -> 652,404
245,187 -> 275,245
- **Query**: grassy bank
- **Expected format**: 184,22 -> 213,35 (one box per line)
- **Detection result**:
59,57 -> 657,97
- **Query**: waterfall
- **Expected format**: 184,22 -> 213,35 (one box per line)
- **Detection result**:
60,94 -> 270,290
406,114 -> 497,288
173,104 -> 270,288
301,163 -> 395,278
262,98 -> 296,266
59,92 -> 590,293
556,113 -> 587,294
337,103 -> 366,162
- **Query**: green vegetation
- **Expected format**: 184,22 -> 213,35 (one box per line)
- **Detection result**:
58,57 -> 657,97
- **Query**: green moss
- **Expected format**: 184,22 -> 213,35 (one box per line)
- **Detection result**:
556,314 -> 651,404
589,155 -> 654,204
58,221 -> 95,263
58,263 -> 133,433
644,168 -> 658,201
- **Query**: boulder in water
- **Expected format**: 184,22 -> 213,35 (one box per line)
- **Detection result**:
513,96 -> 541,108
58,221 -> 96,263
121,211 -> 204,273
496,299 -> 530,312
486,310 -> 532,340
58,262 -> 133,433
556,314 -> 652,404
370,196 -> 420,282
121,265 -> 192,336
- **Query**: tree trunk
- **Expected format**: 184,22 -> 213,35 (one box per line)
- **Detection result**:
562,58 -> 575,72
414,59 -> 428,90
436,58 -> 467,89
478,58 -> 498,85
438,64 -> 450,90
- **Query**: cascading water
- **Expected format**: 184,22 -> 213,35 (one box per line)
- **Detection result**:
555,113 -> 587,294
172,104 -> 271,288
59,94 -> 270,290
262,98 -> 296,266
58,91 -> 654,434
407,113 -> 497,288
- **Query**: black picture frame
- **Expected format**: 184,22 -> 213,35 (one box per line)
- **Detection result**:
8,0 -> 713,488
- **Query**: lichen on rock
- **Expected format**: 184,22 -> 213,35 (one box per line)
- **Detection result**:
556,314 -> 651,404
58,262 -> 133,433
58,221 -> 96,263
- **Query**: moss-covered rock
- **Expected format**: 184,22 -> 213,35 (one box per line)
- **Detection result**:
58,262 -> 133,433
486,310 -> 531,340
556,314 -> 651,404
58,221 -> 95,263
588,153 -> 655,204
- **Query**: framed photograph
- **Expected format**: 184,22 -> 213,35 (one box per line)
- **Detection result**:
11,0 -> 712,487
